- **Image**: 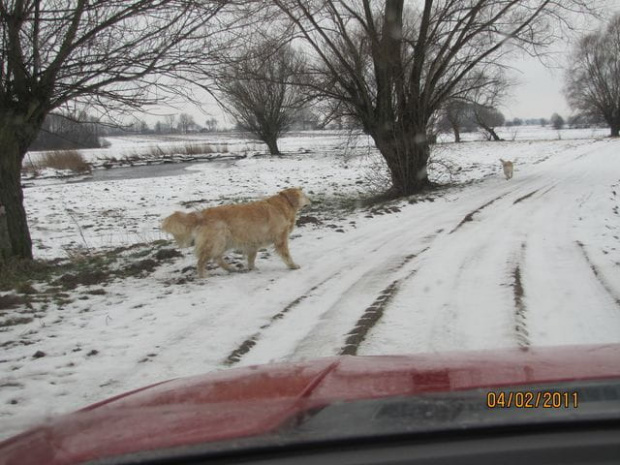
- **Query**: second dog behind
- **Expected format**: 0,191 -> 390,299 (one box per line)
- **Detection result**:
499,159 -> 514,180
162,187 -> 311,278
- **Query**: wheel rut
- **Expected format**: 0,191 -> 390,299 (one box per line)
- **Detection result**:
338,249 -> 427,356
450,193 -> 508,234
575,241 -> 620,308
223,273 -> 340,366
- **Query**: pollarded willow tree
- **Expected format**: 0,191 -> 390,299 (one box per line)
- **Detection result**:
274,0 -> 591,197
440,69 -> 511,142
565,13 -> 620,138
213,40 -> 309,155
0,0 -> 229,261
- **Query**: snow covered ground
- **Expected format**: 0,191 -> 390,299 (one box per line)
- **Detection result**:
1,126 -> 619,440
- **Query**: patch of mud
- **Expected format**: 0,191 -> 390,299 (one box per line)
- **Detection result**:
54,270 -> 111,290
122,259 -> 158,277
296,215 -> 322,227
154,248 -> 183,261
180,198 -> 208,208
0,294 -> 26,311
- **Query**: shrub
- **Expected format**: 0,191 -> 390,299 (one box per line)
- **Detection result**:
41,150 -> 91,173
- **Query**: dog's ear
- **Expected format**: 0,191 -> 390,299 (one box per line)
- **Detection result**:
279,188 -> 299,208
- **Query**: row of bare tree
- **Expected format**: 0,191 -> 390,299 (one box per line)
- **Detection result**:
0,0 -> 616,262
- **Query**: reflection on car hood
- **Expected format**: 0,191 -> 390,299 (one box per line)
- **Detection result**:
1,344 -> 620,464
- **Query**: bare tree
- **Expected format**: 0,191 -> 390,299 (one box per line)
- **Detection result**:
29,111 -> 102,150
274,0 -> 590,197
550,112 -> 565,130
0,0 -> 226,261
565,14 -> 620,137
214,40 -> 308,155
439,69 -> 510,142
205,117 -> 219,132
472,104 -> 505,140
164,114 -> 177,134
177,113 -> 196,134
438,99 -> 470,143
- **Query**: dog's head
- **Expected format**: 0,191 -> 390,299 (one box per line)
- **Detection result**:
499,158 -> 513,167
279,187 -> 311,210
161,211 -> 196,248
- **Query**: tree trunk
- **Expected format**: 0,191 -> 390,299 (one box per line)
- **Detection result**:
611,124 -> 619,137
0,113 -> 42,261
479,124 -> 502,141
451,122 -> 461,143
0,202 -> 10,265
264,134 -> 281,155
372,126 -> 431,197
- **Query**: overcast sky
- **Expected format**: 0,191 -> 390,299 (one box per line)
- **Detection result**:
142,2 -> 620,128
502,54 -> 570,121
148,57 -> 573,128
503,1 -> 620,121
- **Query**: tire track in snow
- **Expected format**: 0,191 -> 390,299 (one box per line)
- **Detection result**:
223,272 -> 340,366
222,230 -> 440,367
513,188 -> 542,205
575,241 -> 620,307
339,249 -> 428,356
232,237 -> 438,366
449,193 -> 508,234
361,170 -> 569,355
511,244 -> 530,349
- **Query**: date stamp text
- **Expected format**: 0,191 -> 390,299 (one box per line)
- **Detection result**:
486,391 -> 579,409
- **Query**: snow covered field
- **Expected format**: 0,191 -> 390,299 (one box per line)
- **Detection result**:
1,126 -> 620,440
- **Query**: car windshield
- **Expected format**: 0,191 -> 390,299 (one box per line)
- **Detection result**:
1,0 -> 620,457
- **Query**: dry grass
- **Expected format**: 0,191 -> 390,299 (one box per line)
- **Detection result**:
141,142 -> 229,158
28,150 -> 92,174
22,158 -> 41,177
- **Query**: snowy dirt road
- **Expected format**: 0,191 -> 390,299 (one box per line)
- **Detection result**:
230,139 -> 620,366
2,136 -> 620,439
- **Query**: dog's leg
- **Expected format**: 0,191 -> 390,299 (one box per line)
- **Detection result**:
196,251 -> 210,278
210,235 -> 236,273
247,247 -> 258,270
195,233 -> 213,278
275,235 -> 300,270
216,256 -> 236,272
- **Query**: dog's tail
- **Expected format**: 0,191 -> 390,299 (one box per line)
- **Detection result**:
161,211 -> 199,248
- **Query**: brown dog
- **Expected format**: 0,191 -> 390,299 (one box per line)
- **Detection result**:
499,159 -> 514,180
162,187 -> 311,278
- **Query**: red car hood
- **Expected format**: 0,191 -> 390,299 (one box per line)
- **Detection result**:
1,343 -> 620,464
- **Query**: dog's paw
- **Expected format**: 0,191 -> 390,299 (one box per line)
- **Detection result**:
289,264 -> 301,270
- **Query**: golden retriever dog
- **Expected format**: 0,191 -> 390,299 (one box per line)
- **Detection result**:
162,187 -> 311,278
499,158 -> 514,180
